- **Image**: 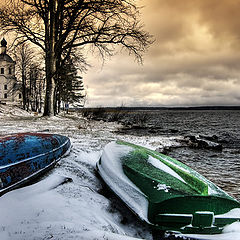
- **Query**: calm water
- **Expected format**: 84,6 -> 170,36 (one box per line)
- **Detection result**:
130,110 -> 240,200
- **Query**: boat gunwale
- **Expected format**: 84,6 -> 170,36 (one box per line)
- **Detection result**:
0,137 -> 71,195
0,136 -> 70,170
96,160 -> 151,224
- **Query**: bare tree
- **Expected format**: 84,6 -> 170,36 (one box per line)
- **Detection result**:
27,63 -> 45,113
13,42 -> 45,112
0,0 -> 153,116
13,43 -> 34,110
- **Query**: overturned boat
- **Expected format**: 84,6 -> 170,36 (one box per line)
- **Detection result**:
0,132 -> 71,195
96,140 -> 240,235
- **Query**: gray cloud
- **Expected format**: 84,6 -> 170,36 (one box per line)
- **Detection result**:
84,0 -> 240,107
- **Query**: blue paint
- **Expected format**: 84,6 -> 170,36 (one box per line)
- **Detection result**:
0,133 -> 71,192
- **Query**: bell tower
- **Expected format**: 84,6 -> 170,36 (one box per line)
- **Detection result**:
0,38 -> 21,104
0,38 -> 7,55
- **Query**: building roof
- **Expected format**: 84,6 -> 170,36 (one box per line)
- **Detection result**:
0,53 -> 15,63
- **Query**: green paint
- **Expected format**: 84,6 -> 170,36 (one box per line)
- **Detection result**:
114,140 -> 240,233
118,140 -> 209,195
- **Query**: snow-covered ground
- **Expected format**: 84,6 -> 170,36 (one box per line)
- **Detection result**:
0,107 -> 156,240
0,105 -> 239,240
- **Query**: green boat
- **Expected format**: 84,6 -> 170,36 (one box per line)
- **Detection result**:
96,140 -> 240,235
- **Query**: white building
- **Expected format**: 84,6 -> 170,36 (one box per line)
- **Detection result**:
0,38 -> 21,104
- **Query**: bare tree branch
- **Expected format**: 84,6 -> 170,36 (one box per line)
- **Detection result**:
0,0 -> 153,116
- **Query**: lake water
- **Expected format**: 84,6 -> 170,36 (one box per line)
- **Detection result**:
122,110 -> 240,201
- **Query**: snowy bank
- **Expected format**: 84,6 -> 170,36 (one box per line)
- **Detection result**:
0,109 -> 239,240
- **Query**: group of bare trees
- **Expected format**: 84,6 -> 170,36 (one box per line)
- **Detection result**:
0,0 -> 152,116
13,43 -> 45,112
13,43 -> 85,114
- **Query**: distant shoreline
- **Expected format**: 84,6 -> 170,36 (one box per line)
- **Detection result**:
80,106 -> 240,111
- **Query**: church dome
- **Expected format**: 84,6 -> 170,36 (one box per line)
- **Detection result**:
1,38 -> 7,47
0,38 -> 14,63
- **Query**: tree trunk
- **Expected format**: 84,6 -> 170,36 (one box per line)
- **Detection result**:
22,69 -> 27,110
43,52 -> 56,116
43,0 -> 57,117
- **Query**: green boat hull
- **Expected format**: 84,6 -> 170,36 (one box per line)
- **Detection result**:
96,141 -> 240,234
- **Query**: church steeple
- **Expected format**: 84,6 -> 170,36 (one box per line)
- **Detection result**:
0,38 -> 7,55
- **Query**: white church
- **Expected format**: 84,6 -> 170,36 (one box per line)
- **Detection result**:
0,38 -> 21,104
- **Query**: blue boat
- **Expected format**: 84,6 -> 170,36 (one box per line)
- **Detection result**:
0,132 -> 71,195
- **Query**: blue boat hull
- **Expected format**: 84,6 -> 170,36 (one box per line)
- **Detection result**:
0,132 -> 71,194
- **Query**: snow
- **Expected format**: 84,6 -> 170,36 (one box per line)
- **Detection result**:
155,153 -> 190,174
0,104 -> 32,119
185,222 -> 240,240
98,142 -> 149,222
216,208 -> 240,218
0,174 -> 140,240
154,183 -> 171,192
148,155 -> 185,183
0,106 -> 239,240
181,208 -> 240,240
0,108 -> 153,240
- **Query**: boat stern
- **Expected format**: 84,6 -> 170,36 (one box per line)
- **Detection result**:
149,196 -> 240,234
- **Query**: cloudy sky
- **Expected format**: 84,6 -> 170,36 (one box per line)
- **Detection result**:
85,0 -> 240,107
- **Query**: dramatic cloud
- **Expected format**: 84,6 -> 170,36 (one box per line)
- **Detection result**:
83,0 -> 240,107
2,0 -> 233,107
2,0 -> 240,107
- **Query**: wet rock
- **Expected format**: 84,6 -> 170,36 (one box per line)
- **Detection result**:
156,145 -> 183,155
119,126 -> 132,131
218,138 -> 230,144
183,135 -> 196,142
156,147 -> 171,155
229,149 -> 240,154
170,129 -> 179,133
119,120 -> 132,126
183,135 -> 222,151
199,134 -> 218,141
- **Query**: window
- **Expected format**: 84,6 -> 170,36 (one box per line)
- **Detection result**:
1,68 -> 4,74
4,93 -> 7,99
9,68 -> 11,75
4,85 -> 7,90
19,93 -> 22,99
